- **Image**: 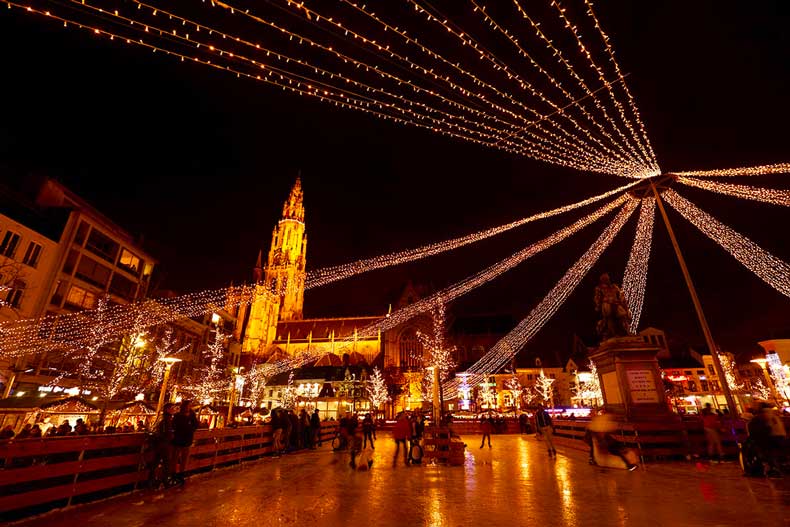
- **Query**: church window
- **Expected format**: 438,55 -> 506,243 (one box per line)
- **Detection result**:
398,329 -> 423,371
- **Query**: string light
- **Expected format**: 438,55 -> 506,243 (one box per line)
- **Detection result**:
6,2 -> 557,162
263,0 -> 647,175
445,199 -> 638,392
468,0 -> 643,170
581,0 -> 660,170
676,176 -> 790,206
402,0 -> 642,171
305,180 -> 641,289
622,197 -> 655,332
672,163 -> 790,178
663,189 -> 790,299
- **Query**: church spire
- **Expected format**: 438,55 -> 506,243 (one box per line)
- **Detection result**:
281,176 -> 304,222
253,249 -> 263,283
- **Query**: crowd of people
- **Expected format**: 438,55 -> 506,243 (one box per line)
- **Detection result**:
269,407 -> 323,453
0,417 -> 149,441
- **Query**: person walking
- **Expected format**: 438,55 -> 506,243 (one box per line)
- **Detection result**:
519,413 -> 528,434
480,413 -> 493,449
171,400 -> 199,484
362,413 -> 375,449
311,409 -> 322,447
536,405 -> 557,457
393,412 -> 411,466
701,403 -> 724,463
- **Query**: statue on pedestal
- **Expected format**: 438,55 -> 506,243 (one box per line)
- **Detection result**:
594,273 -> 633,341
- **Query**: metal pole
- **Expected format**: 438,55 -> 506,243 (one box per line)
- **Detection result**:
650,182 -> 739,416
155,363 -> 173,420
432,366 -> 441,423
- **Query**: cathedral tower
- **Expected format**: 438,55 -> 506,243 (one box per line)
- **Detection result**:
240,178 -> 307,355
265,177 -> 306,321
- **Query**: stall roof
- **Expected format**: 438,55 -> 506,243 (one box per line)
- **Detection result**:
0,395 -> 98,412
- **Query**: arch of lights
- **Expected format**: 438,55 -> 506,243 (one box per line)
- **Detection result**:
2,0 -> 789,397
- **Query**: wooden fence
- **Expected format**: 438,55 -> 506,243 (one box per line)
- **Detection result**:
0,421 -> 338,521
550,418 -> 748,460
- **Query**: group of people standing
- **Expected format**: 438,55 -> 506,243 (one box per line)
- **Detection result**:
150,400 -> 199,487
271,408 -> 322,453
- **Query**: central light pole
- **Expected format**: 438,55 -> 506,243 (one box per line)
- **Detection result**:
155,357 -> 182,420
649,180 -> 739,417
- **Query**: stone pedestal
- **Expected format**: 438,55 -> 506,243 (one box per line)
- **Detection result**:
589,336 -> 670,420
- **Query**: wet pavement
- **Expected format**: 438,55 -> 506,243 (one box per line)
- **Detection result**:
15,434 -> 790,527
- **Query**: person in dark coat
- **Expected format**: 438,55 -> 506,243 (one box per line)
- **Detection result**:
310,409 -> 322,447
171,400 -> 199,483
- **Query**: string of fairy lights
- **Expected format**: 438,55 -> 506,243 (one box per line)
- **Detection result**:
621,197 -> 655,333
663,189 -> 790,299
5,0 -> 661,176
304,180 -> 641,289
676,177 -> 790,207
2,0 -> 790,395
672,163 -> 790,178
445,199 -> 639,392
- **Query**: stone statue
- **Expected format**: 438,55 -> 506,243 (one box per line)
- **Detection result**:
594,273 -> 633,341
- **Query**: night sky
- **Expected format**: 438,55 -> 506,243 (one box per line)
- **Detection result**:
1,1 -> 788,359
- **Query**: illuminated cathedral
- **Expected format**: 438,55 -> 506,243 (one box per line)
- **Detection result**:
226,178 -> 506,415
229,178 -> 391,368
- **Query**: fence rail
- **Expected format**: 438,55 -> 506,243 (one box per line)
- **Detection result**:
0,421 -> 338,521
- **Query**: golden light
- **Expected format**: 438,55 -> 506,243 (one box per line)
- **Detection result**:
159,356 -> 183,365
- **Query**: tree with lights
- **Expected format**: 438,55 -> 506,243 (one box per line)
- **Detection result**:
534,369 -> 555,408
245,362 -> 268,409
417,299 -> 456,414
280,372 -> 297,410
184,328 -> 228,405
574,360 -> 603,408
505,371 -> 523,411
368,367 -> 389,412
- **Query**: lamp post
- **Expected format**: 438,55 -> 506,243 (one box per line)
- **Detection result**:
155,357 -> 182,420
227,367 -> 244,426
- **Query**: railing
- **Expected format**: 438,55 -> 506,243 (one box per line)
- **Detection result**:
0,421 -> 338,521
551,418 -> 748,460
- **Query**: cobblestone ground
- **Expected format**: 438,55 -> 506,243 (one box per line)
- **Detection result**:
17,434 -> 790,527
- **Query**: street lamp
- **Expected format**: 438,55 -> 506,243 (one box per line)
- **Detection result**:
155,357 -> 182,420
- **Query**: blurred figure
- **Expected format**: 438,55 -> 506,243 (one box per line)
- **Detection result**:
393,412 -> 411,466
362,413 -> 375,449
587,412 -> 637,471
536,405 -> 556,458
701,403 -> 724,463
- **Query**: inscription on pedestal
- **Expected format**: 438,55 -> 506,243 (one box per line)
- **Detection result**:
626,369 -> 659,404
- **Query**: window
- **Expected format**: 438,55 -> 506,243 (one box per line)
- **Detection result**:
700,380 -> 709,392
65,284 -> 97,310
109,273 -> 137,300
687,380 -> 697,392
710,380 -> 720,392
657,335 -> 666,347
684,370 -> 692,375
22,241 -> 43,268
118,248 -> 141,275
398,329 -> 423,370
4,280 -> 25,308
696,370 -> 704,375
0,231 -> 21,258
74,221 -> 90,245
75,256 -> 112,288
708,365 -> 715,375
50,280 -> 68,306
85,228 -> 119,263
